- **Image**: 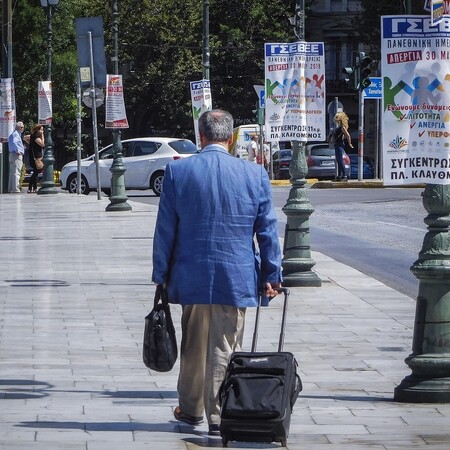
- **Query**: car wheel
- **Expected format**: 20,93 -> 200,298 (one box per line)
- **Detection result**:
67,173 -> 89,195
150,171 -> 164,196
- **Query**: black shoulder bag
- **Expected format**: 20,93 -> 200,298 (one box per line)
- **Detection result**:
143,286 -> 178,372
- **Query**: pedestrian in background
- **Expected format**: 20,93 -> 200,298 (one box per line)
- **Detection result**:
152,109 -> 283,436
246,134 -> 258,162
8,121 -> 25,193
333,112 -> 353,181
27,124 -> 45,193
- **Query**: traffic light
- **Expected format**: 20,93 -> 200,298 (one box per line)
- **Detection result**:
253,103 -> 264,125
342,66 -> 357,91
358,52 -> 372,90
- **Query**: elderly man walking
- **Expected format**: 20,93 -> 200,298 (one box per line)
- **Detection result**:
8,121 -> 25,193
152,109 -> 282,436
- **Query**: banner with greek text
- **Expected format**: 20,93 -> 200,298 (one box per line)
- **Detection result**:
190,80 -> 212,148
38,81 -> 52,125
105,74 -> 129,129
264,41 -> 326,143
0,78 -> 16,142
381,15 -> 450,185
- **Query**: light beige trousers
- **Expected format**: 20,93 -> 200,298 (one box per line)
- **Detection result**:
177,304 -> 246,426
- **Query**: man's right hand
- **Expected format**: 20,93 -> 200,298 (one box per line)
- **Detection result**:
265,282 -> 282,297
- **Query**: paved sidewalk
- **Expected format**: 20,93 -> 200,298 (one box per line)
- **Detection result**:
0,192 -> 449,449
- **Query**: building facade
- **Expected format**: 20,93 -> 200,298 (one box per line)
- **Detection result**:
306,0 -> 378,159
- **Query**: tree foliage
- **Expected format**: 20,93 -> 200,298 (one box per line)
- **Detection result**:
6,0 -> 312,147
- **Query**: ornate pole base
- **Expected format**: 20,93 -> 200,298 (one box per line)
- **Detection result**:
38,125 -> 58,195
106,130 -> 131,212
394,356 -> 450,403
282,141 -> 321,287
394,184 -> 450,403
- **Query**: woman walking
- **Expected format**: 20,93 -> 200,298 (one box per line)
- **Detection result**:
27,124 -> 45,193
333,112 -> 353,181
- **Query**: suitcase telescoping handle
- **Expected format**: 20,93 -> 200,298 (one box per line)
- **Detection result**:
251,287 -> 290,353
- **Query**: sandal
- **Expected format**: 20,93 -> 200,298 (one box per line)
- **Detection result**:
173,406 -> 203,425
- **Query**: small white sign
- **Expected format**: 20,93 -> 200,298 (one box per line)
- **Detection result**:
38,81 -> 52,125
80,67 -> 91,83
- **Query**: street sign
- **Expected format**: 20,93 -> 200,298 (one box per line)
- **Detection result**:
253,84 -> 265,108
327,100 -> 343,116
82,87 -> 104,108
363,77 -> 382,99
259,89 -> 265,109
79,67 -> 91,84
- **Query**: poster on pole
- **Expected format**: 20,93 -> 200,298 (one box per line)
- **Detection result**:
381,15 -> 450,186
0,78 -> 16,142
264,41 -> 326,143
105,75 -> 129,129
38,81 -> 52,125
431,0 -> 450,25
190,80 -> 212,148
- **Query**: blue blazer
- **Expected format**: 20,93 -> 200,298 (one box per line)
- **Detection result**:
152,144 -> 282,308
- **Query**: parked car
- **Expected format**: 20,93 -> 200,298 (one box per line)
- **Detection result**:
348,154 -> 375,179
306,142 -> 350,180
272,149 -> 292,179
60,137 -> 198,196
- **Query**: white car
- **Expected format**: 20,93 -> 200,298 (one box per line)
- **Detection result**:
60,137 -> 198,196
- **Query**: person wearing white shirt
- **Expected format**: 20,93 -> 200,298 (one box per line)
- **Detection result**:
246,134 -> 258,162
8,122 -> 25,193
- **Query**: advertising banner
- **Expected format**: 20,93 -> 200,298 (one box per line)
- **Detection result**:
190,80 -> 212,148
431,0 -> 450,25
264,41 -> 326,143
0,78 -> 16,142
38,81 -> 52,125
381,15 -> 450,185
105,75 -> 129,129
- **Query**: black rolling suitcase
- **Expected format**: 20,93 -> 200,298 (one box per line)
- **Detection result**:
219,288 -> 302,447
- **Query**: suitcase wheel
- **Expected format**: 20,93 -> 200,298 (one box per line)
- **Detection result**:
281,438 -> 287,447
221,436 -> 228,447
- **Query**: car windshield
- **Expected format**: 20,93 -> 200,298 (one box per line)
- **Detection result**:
169,139 -> 198,154
311,147 -> 334,157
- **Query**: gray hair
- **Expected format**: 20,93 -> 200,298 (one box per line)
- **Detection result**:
198,109 -> 233,142
15,121 -> 24,130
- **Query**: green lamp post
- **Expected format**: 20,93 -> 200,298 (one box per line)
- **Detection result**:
281,0 -> 321,287
105,0 -> 131,212
203,0 -> 210,80
394,184 -> 450,402
37,0 -> 59,195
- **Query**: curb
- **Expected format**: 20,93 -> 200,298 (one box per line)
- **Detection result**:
271,179 -> 426,189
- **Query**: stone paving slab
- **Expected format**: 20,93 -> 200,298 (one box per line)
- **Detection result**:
1,192 -> 450,449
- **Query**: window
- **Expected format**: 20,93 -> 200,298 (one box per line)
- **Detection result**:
100,147 -> 114,159
169,139 -> 198,154
139,142 -> 160,155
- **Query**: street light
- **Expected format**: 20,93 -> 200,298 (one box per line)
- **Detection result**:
282,0 -> 321,287
38,0 -> 59,195
105,0 -> 131,211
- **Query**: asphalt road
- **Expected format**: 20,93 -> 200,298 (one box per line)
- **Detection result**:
273,186 -> 425,299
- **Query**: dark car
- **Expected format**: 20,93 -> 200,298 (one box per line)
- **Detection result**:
306,143 -> 350,179
272,149 -> 292,180
348,154 -> 375,179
